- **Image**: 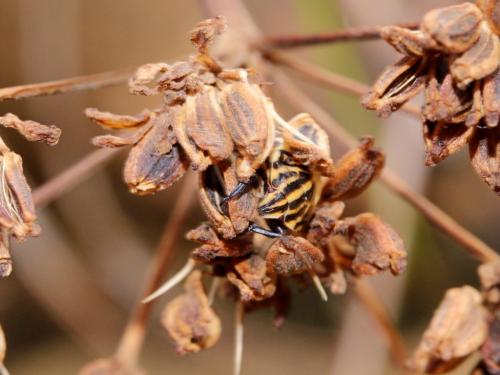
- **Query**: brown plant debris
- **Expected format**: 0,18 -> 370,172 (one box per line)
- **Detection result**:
161,270 -> 221,355
364,1 -> 500,194
409,286 -> 488,373
0,113 -> 61,146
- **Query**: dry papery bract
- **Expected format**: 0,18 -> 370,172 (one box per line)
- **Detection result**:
0,114 -> 61,277
363,1 -> 500,195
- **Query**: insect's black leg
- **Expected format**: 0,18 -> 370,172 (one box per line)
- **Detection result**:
221,174 -> 258,204
248,223 -> 282,238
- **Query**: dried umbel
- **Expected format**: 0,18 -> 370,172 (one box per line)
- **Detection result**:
86,16 -> 285,195
0,114 -> 60,277
363,1 -> 500,195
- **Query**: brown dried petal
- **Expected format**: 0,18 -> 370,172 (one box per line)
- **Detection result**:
321,137 -> 385,201
283,113 -> 334,176
0,113 -> 61,146
266,236 -> 324,276
161,270 -> 221,355
409,286 -> 488,374
79,358 -> 145,375
362,56 -> 428,118
227,254 -> 276,302
85,108 -> 150,129
0,230 -> 11,277
183,87 -> 234,161
307,201 -> 345,246
423,121 -> 476,166
346,213 -> 407,276
483,68 -> 500,127
220,82 -> 275,181
187,223 -> 252,261
381,26 -> 432,57
421,3 -> 484,54
469,127 -> 500,194
123,110 -> 188,195
0,150 -> 39,238
451,21 -> 500,87
477,0 -> 500,35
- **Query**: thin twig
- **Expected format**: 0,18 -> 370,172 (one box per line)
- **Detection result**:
33,148 -> 121,208
265,51 -> 421,118
234,300 -> 244,375
0,67 -> 135,102
272,71 -> 498,263
256,22 -> 419,49
353,278 -> 407,369
114,173 -> 197,368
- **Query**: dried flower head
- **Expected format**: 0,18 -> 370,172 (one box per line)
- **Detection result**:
363,1 -> 500,194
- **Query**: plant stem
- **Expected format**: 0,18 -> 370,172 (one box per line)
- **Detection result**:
0,68 -> 135,102
353,278 -> 407,369
265,51 -> 421,118
114,173 -> 197,368
272,70 -> 498,263
33,148 -> 121,208
256,22 -> 418,49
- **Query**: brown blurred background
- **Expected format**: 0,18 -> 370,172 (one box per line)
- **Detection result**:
0,0 -> 498,374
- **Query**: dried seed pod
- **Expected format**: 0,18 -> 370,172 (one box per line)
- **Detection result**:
123,110 -> 189,195
282,113 -> 334,175
477,0 -> 500,35
187,223 -> 252,261
451,21 -> 500,87
421,3 -> 484,54
161,270 -> 221,355
381,26 -> 433,57
343,213 -> 407,276
362,56 -> 428,117
423,121 -> 476,166
307,201 -> 345,246
409,286 -> 488,374
469,127 -> 500,194
79,358 -> 145,375
483,68 -> 500,127
219,81 -> 275,181
266,236 -> 324,276
0,113 -> 61,146
227,254 -> 276,302
479,260 -> 500,306
321,137 -> 385,201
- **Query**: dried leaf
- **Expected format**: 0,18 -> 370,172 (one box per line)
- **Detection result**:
79,358 -> 145,375
266,236 -> 324,276
409,286 -> 488,374
227,254 -> 276,302
381,26 -> 432,57
421,3 -> 484,54
469,127 -> 500,194
123,110 -> 189,195
423,121 -> 476,166
451,22 -> 500,87
483,68 -> 500,128
282,113 -> 334,175
345,213 -> 407,276
307,201 -> 345,246
220,82 -> 275,181
85,108 -> 151,129
187,223 -> 252,261
0,113 -> 61,146
161,270 -> 221,355
362,56 -> 428,117
322,137 -> 385,201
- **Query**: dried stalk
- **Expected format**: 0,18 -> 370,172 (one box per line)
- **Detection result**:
353,278 -> 407,369
265,51 -> 421,117
233,300 -> 244,375
33,148 -> 121,208
0,67 -> 135,102
114,173 -> 197,368
256,22 -> 419,49
272,71 -> 498,263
